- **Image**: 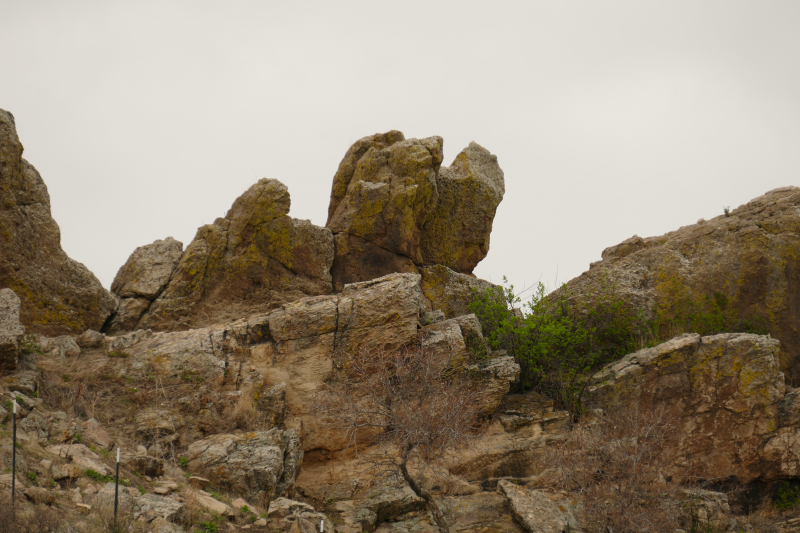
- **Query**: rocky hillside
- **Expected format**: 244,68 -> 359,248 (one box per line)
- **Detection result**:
3,107 -> 800,532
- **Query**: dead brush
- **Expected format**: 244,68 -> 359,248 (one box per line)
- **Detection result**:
544,405 -> 684,533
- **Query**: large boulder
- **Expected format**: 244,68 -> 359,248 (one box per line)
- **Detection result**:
107,237 -> 183,334
586,333 -> 797,483
0,109 -> 116,335
325,131 -> 504,290
561,186 -> 800,382
0,288 -> 25,373
138,178 -> 334,331
419,265 -> 496,319
418,142 -> 505,272
185,428 -> 303,503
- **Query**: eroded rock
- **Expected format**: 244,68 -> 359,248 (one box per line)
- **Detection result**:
0,109 -> 116,335
0,288 -> 25,372
138,178 -> 334,331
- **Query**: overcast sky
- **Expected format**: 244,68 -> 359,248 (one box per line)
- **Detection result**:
2,1 -> 799,294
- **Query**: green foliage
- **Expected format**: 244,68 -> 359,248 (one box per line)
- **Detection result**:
107,351 -> 129,358
20,334 -> 44,355
179,456 -> 189,468
85,469 -> 112,482
469,272 -> 773,417
26,470 -> 38,484
774,481 -> 800,511
469,277 -> 641,415
73,433 -> 83,444
240,504 -> 251,514
137,486 -> 146,495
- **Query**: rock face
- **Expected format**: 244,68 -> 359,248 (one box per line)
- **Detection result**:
562,187 -> 800,383
419,265 -> 497,319
497,480 -> 578,533
418,142 -> 505,273
585,333 -> 800,484
107,237 -> 183,334
185,428 -> 303,502
0,109 -> 116,335
108,273 -> 508,452
137,179 -> 335,331
0,288 -> 25,372
326,131 -> 504,290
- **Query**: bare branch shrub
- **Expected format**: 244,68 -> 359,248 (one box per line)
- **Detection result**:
314,339 -> 484,533
544,405 -> 683,533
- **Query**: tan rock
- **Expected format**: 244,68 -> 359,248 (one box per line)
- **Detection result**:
326,132 -> 442,287
46,443 -> 109,477
587,333 -> 788,483
497,480 -> 578,533
138,178 -> 334,331
185,429 -> 302,502
419,265 -> 496,319
111,237 -> 183,300
419,142 -> 505,273
0,109 -> 117,335
105,297 -> 151,335
330,232 -> 418,292
0,289 -> 24,372
560,186 -> 800,382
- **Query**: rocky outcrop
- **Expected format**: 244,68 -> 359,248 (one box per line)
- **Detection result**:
418,142 -> 505,273
0,109 -> 116,336
107,237 -> 183,334
561,186 -> 800,382
326,131 -> 504,289
0,288 -> 25,372
419,265 -> 497,319
586,333 -> 800,484
185,428 -> 303,502
138,178 -> 334,331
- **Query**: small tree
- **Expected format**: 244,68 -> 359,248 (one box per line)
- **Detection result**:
314,339 -> 484,533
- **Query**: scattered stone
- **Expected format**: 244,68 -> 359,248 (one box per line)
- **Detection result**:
46,443 -> 109,477
188,476 -> 209,489
76,503 -> 91,514
40,335 -> 81,357
123,454 -> 164,477
23,486 -> 54,505
134,493 -> 186,523
135,408 -> 184,437
4,370 -> 37,396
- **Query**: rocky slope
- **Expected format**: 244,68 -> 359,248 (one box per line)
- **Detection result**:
561,186 -> 800,383
0,109 -> 116,335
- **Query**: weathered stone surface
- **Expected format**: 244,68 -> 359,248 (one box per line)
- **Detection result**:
24,486 -> 55,505
587,333 -> 793,483
679,488 -> 731,530
185,428 -> 302,502
0,109 -> 117,335
39,335 -> 80,357
46,443 -> 109,476
336,273 -> 427,354
138,178 -> 334,331
123,454 -> 164,477
105,297 -> 151,335
471,356 -> 520,415
134,493 -> 186,523
256,382 -> 287,428
0,288 -> 25,373
330,232 -> 417,292
76,329 -> 105,349
111,237 -> 183,300
419,265 -> 496,319
3,369 -> 37,395
374,492 -> 524,533
326,132 -> 505,287
497,480 -> 578,533
135,408 -> 185,437
419,142 -> 505,273
561,186 -> 800,382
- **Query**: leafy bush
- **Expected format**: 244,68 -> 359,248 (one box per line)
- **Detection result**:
774,481 -> 800,512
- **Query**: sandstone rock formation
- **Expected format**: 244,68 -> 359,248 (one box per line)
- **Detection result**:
326,131 -> 504,289
137,178 -> 334,331
107,237 -> 183,334
419,265 -> 497,319
105,273 -> 514,452
0,288 -> 25,372
185,428 -> 302,502
0,109 -> 116,337
497,480 -> 578,533
562,186 -> 800,383
586,333 -> 797,484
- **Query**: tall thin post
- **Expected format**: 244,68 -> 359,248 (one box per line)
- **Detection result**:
11,398 -> 17,507
114,447 -> 120,528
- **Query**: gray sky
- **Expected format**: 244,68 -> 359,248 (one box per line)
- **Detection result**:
2,1 -> 799,294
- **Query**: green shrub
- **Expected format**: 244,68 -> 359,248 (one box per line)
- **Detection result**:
775,481 -> 800,511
